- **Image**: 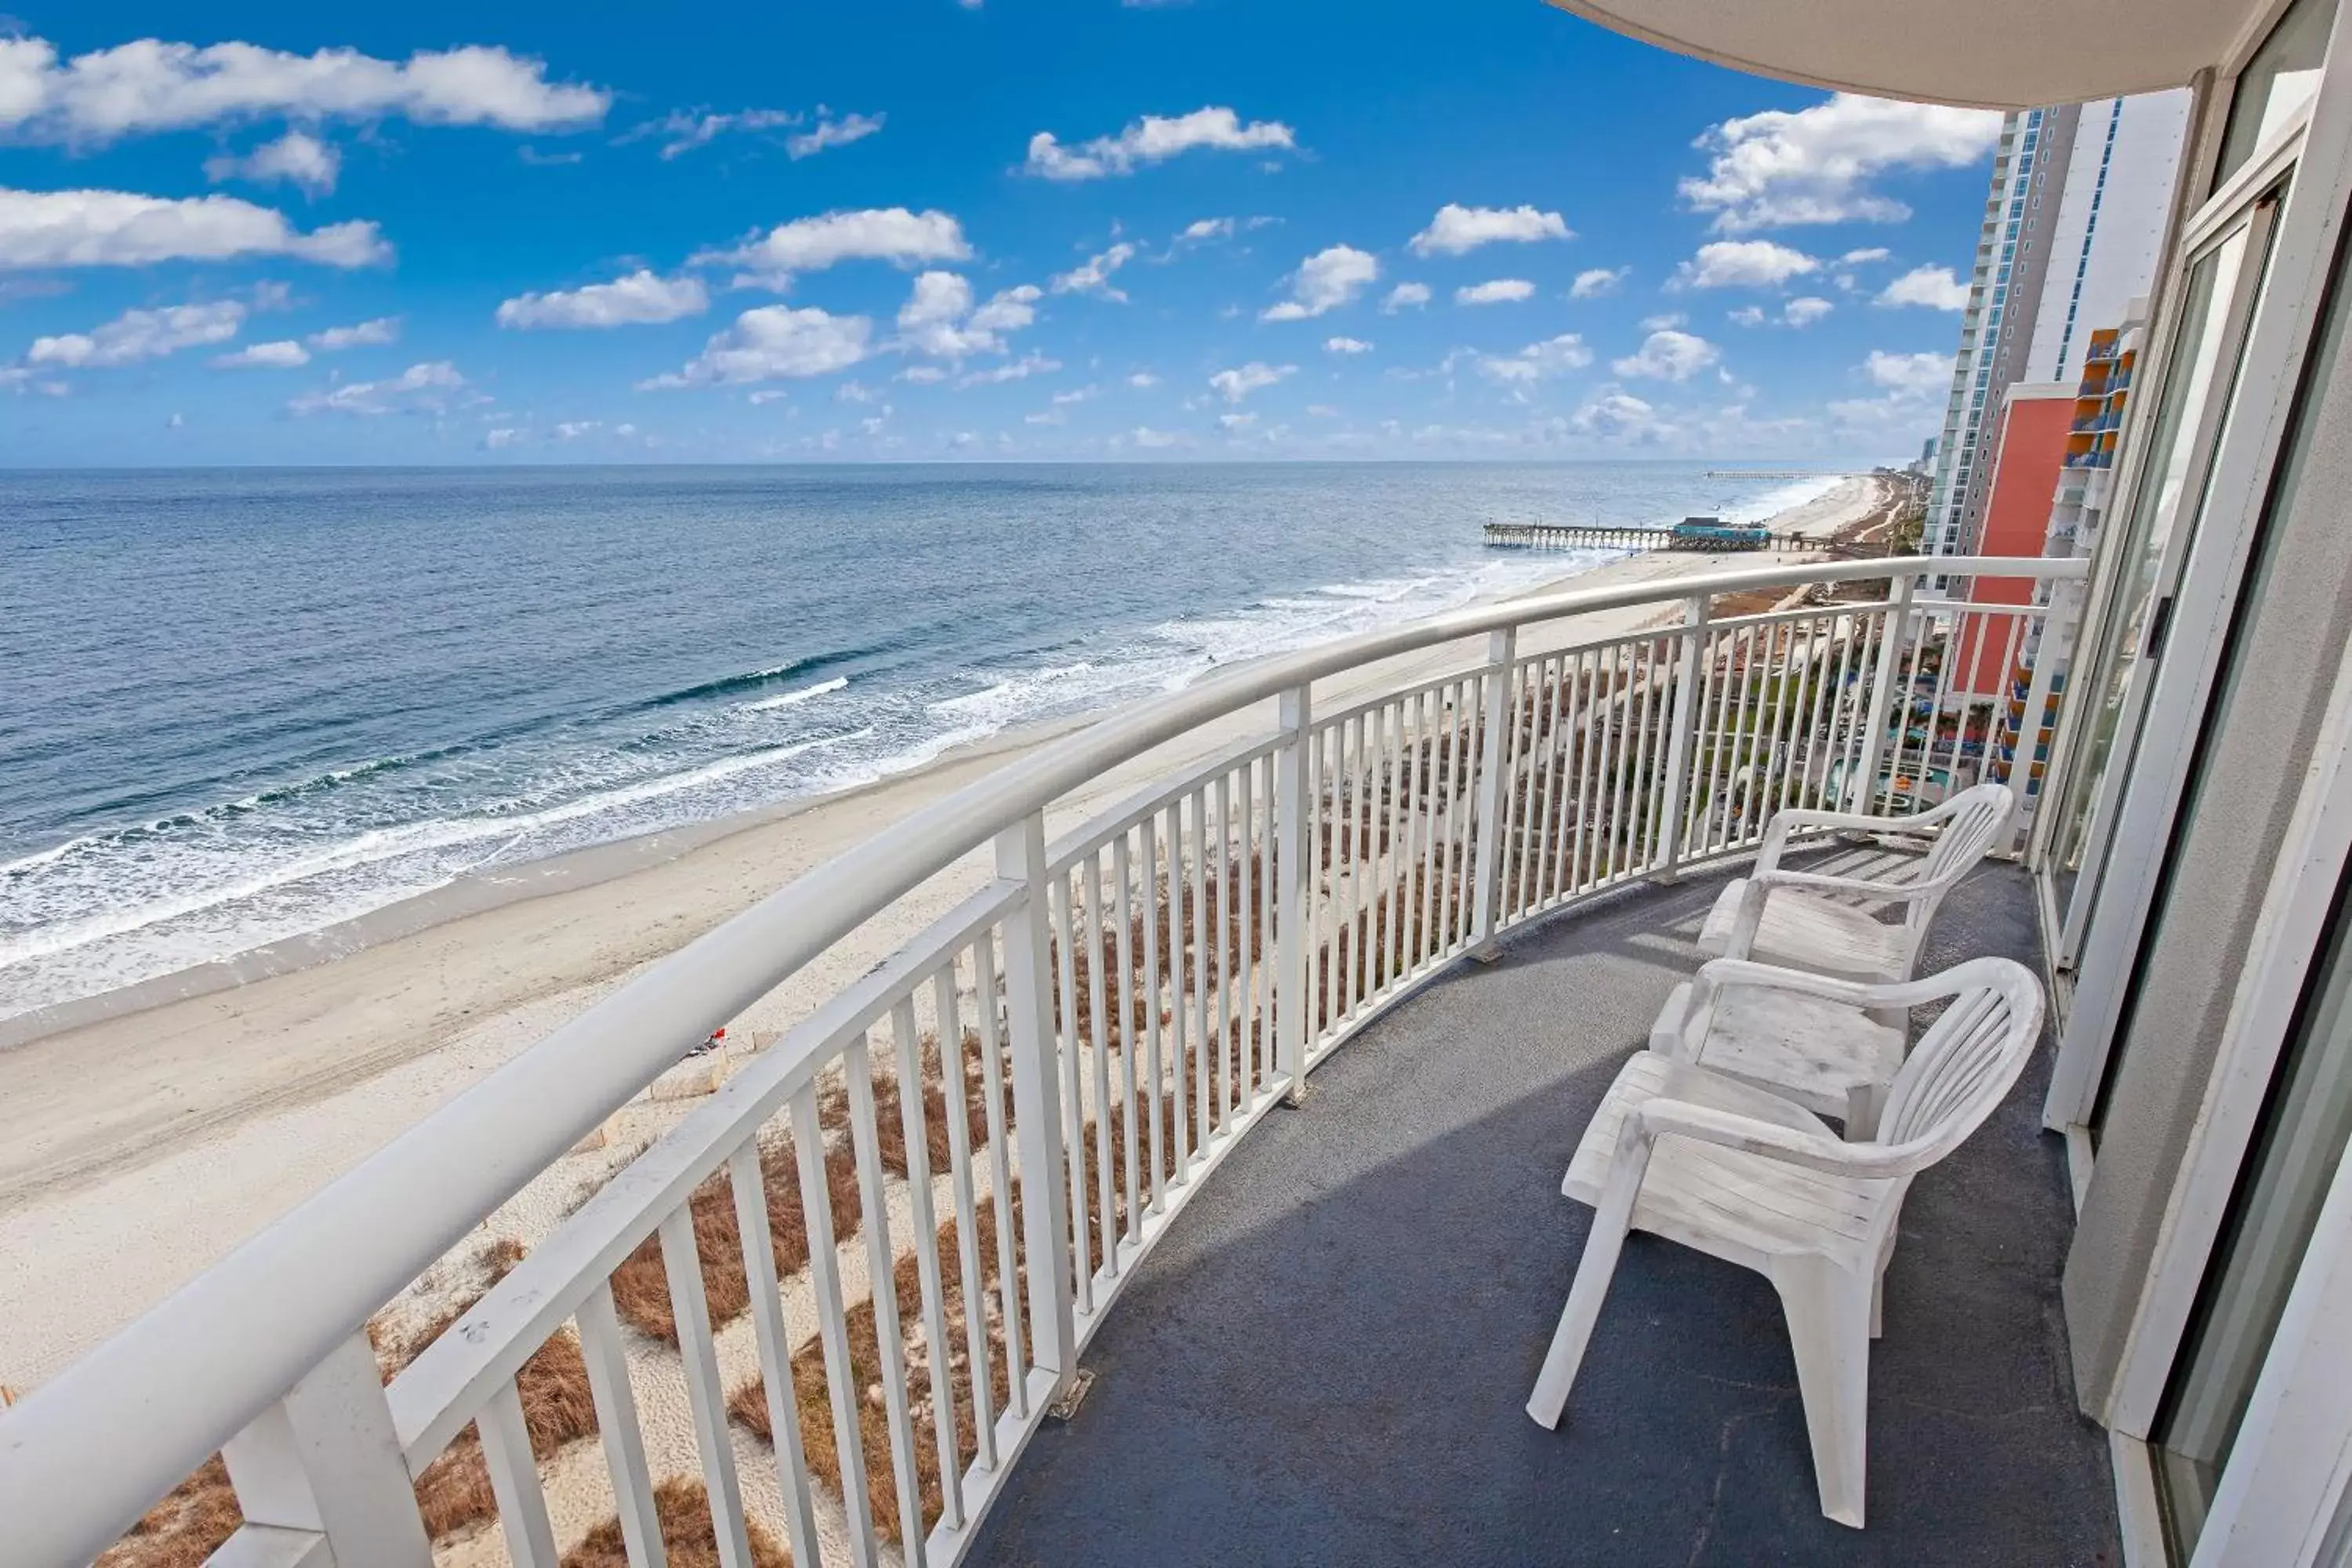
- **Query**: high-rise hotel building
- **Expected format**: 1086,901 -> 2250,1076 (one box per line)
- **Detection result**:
1923,93 -> 2192,562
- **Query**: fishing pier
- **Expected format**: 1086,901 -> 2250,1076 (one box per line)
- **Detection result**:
1483,517 -> 1804,553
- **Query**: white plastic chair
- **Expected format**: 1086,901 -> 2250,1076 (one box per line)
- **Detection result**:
1651,958 -> 1909,1138
1695,782 -> 2016,985
1526,956 -> 2045,1528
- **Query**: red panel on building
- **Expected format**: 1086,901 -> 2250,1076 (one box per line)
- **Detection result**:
1955,388 -> 2074,694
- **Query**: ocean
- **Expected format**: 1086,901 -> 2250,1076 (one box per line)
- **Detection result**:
0,463 -> 1838,1022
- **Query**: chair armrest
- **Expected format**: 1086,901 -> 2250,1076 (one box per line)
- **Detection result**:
1753,865 -> 1935,903
1695,956 -> 2001,1012
1636,1098 -> 1922,1179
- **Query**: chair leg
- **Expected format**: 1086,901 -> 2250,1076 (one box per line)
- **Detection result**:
1771,1257 -> 1873,1528
1527,1156 -> 1648,1429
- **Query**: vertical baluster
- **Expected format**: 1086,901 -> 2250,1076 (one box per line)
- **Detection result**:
1486,644 -> 1525,936
1236,760 -> 1257,1101
846,1039 -> 927,1566
1777,617 -> 1823,820
1599,641 -> 1633,883
1570,650 -> 1606,895
1632,635 -> 1668,866
1112,834 -> 1142,1240
1047,869 -> 1091,1306
1654,594 -> 1708,877
1602,640 -> 1635,882
971,929 -> 1030,1417
1140,812 -> 1171,1196
724,1140 -> 822,1568
1330,717 -> 1355,1022
1163,800 -> 1191,1177
479,1379 -> 561,1568
1190,789 -> 1212,1153
1851,579 -> 1914,814
576,1282 -> 670,1568
659,1203 -> 757,1568
930,965 -> 999,1472
790,1083 -> 880,1565
1383,699 -> 1408,982
1534,658 -> 1571,912
1414,690 -> 1439,967
1751,620 -> 1796,847
994,816 -> 1076,1395
1084,853 -> 1117,1281
1527,655 -> 1561,911
890,999 -> 964,1532
1279,686 -> 1317,1105
1223,771 -> 1242,1114
1258,751 -> 1278,1095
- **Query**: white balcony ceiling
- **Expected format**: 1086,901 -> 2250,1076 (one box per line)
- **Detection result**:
1544,0 -> 2263,108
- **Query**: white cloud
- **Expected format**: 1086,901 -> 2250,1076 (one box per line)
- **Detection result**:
1455,278 -> 1535,306
496,269 -> 709,328
641,307 -> 871,387
1262,245 -> 1377,320
1784,296 -> 1834,326
1612,328 -> 1720,382
693,208 -> 970,285
788,111 -> 884,159
1176,216 -> 1233,243
1127,371 -> 1160,387
0,187 -> 387,268
958,351 -> 1059,387
483,426 -> 524,448
1324,336 -> 1373,354
1209,361 -> 1295,402
1840,246 -> 1892,264
1407,202 -> 1571,256
290,359 -> 465,415
1727,305 -> 1766,327
1640,312 -> 1687,331
1477,333 -> 1592,384
1051,386 -> 1096,405
1051,241 -> 1138,299
1676,239 -> 1820,289
896,365 -> 946,384
1130,426 -> 1185,448
0,36 -> 608,141
1682,93 -> 2002,232
205,129 -> 339,195
1572,390 -> 1672,442
634,108 -> 795,158
1828,347 -> 1957,434
1864,347 -> 1955,397
212,339 -> 308,368
1024,106 -> 1294,180
27,298 -> 246,368
554,419 -> 601,439
1570,267 -> 1627,299
896,272 -> 1040,358
1218,412 -> 1256,432
1381,281 -> 1431,312
307,317 -> 398,350
1878,263 -> 1971,310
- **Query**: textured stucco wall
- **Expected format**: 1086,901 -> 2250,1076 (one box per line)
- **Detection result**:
2063,252 -> 2352,1420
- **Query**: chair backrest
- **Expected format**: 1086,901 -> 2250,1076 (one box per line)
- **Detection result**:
1918,782 -> 2017,887
1875,956 -> 2045,1164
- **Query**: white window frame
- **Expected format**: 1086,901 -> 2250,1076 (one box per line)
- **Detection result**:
2040,16 -> 2352,1141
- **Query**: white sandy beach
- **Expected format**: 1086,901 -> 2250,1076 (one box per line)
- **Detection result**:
0,472 -> 1882,1403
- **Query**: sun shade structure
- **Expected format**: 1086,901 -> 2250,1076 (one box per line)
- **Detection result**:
1543,0 -> 2265,107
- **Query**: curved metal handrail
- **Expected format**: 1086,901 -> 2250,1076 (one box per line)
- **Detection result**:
0,553 -> 2085,1563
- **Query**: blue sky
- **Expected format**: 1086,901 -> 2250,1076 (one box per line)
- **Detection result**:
0,1 -> 2002,464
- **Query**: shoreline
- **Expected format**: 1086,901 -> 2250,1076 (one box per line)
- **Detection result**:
0,471 -> 1882,1389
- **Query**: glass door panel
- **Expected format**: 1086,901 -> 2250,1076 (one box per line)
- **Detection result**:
2156,865 -> 2352,1555
2055,194 -> 2281,965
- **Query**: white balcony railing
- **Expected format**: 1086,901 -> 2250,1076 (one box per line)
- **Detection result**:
0,553 -> 2088,1568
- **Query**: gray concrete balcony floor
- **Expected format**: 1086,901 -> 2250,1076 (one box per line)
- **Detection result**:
969,859 -> 2119,1566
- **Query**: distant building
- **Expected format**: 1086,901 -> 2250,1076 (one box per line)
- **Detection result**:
1923,92 -> 2190,564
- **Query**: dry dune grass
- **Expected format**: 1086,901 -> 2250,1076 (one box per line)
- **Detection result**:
608,1137 -> 863,1348
96,1234 -> 595,1564
562,1477 -> 791,1568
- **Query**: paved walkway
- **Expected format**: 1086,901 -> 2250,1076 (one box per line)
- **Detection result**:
969,862 -> 2119,1566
